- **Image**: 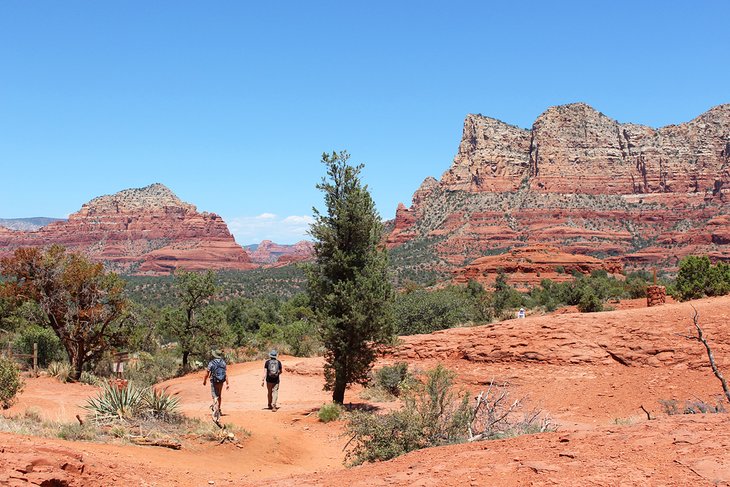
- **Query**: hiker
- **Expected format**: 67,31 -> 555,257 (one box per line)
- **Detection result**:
517,307 -> 526,319
261,350 -> 283,411
203,349 -> 229,414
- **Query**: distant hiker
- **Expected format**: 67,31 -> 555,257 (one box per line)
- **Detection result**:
262,350 -> 283,411
517,308 -> 526,319
203,349 -> 229,415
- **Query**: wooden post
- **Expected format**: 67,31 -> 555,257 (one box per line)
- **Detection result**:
33,343 -> 38,377
6,341 -> 10,359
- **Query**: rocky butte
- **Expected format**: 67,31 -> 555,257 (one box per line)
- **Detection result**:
387,103 -> 730,273
0,183 -> 256,275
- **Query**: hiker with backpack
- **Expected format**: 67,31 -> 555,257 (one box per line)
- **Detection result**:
203,349 -> 229,416
262,350 -> 283,411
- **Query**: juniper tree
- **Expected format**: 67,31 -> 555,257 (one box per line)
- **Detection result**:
306,151 -> 393,404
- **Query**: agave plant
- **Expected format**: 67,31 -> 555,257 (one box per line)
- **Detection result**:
144,386 -> 180,421
46,361 -> 70,383
84,381 -> 146,422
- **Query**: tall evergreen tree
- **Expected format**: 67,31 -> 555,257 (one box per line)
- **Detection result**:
306,151 -> 393,404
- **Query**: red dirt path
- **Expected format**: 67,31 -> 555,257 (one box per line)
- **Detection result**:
2,296 -> 730,485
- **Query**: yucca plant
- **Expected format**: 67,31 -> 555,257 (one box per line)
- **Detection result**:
47,361 -> 70,383
84,381 -> 146,422
144,387 -> 180,421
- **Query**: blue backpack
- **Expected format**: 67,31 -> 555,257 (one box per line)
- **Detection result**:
211,359 -> 226,383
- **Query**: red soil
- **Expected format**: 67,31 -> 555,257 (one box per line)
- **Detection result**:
2,296 -> 730,485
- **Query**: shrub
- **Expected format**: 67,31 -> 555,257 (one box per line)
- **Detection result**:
84,381 -> 181,423
373,362 -> 410,397
318,402 -> 343,423
13,325 -> 64,368
144,387 -> 181,421
80,371 -> 100,386
84,381 -> 147,422
124,351 -> 179,387
0,357 -> 24,408
57,423 -> 97,441
660,398 -> 726,415
47,361 -> 71,383
346,365 -> 471,466
283,320 -> 321,357
577,288 -> 603,313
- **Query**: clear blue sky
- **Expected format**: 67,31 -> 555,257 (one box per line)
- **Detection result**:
1,1 -> 728,244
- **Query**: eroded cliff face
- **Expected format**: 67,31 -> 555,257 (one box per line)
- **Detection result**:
0,183 -> 255,275
387,103 -> 730,270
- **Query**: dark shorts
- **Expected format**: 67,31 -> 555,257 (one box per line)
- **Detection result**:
210,380 -> 224,399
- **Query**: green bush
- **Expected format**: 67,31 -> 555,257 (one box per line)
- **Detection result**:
577,288 -> 604,313
57,423 -> 98,441
283,320 -> 321,357
346,365 -> 471,466
374,362 -> 410,397
393,286 -> 488,336
13,325 -> 64,368
318,402 -> 343,423
0,357 -> 24,408
124,351 -> 179,387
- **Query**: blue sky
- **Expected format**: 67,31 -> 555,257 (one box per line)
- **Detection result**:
1,1 -> 728,244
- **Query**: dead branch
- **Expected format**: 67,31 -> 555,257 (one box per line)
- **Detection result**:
690,306 -> 730,404
130,437 -> 181,450
75,414 -> 84,426
640,405 -> 652,420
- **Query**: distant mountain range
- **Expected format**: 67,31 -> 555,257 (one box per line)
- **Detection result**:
0,217 -> 65,231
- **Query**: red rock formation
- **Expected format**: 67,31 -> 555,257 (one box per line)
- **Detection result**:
453,245 -> 622,289
387,103 -> 730,269
248,240 -> 314,266
0,183 -> 255,275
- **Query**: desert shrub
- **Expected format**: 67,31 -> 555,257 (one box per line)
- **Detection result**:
374,362 -> 410,397
0,357 -> 24,408
393,286 -> 487,336
47,361 -> 71,383
84,381 -> 147,422
674,256 -> 730,301
124,351 -> 179,387
660,398 -> 726,415
13,325 -> 64,368
144,387 -> 181,421
346,365 -> 471,465
84,380 -> 181,423
79,371 -> 100,386
577,288 -> 604,313
282,320 -> 321,357
57,423 -> 98,441
318,402 -> 343,423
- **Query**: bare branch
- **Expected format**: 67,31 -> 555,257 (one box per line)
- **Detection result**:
690,306 -> 730,405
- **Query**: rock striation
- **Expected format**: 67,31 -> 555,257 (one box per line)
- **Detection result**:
452,245 -> 622,289
0,183 -> 255,275
387,103 -> 730,269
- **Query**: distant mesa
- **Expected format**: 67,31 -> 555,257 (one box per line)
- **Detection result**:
387,102 -> 730,270
453,245 -> 622,290
246,240 -> 314,266
0,183 -> 257,275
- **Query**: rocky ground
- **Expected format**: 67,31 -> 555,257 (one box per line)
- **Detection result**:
2,296 -> 730,486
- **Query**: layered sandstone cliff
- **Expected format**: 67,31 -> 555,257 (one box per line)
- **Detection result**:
388,103 -> 730,270
0,183 -> 255,275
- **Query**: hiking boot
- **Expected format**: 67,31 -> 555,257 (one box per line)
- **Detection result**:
272,405 -> 278,412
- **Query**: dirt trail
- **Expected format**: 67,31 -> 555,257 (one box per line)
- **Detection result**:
2,296 -> 730,485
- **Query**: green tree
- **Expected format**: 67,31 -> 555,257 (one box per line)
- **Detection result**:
675,256 -> 712,301
0,246 -> 130,380
160,270 -> 229,369
306,151 -> 393,404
